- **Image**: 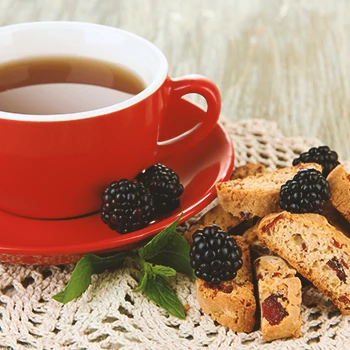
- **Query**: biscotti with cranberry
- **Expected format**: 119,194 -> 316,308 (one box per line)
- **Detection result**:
254,256 -> 302,340
196,236 -> 256,332
327,164 -> 350,223
197,163 -> 268,231
256,211 -> 350,314
216,163 -> 322,221
230,162 -> 266,180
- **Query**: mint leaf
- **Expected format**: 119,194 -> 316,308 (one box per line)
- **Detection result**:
149,234 -> 195,278
152,265 -> 176,277
135,262 -> 175,292
53,252 -> 128,303
143,274 -> 186,319
134,261 -> 150,292
138,214 -> 182,260
87,252 -> 129,273
134,269 -> 148,293
138,213 -> 193,278
54,216 -> 190,321
134,262 -> 185,319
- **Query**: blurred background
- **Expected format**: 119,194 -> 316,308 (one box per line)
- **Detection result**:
1,0 -> 350,159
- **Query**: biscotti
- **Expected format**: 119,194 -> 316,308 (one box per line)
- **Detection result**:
183,208 -> 253,245
327,164 -> 350,223
243,224 -> 276,259
243,225 -> 259,245
197,163 -> 268,232
254,256 -> 302,340
196,236 -> 256,332
199,204 -> 241,232
323,202 -> 350,237
257,211 -> 350,314
216,163 -> 322,220
231,163 -> 266,180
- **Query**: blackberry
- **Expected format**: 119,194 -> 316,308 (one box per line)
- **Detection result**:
190,225 -> 243,285
136,163 -> 184,214
280,169 -> 330,214
101,179 -> 155,234
292,145 -> 339,177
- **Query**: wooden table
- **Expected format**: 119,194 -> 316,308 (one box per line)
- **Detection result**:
2,0 -> 350,159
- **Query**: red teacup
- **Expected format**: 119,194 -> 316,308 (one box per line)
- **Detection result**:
0,22 -> 220,219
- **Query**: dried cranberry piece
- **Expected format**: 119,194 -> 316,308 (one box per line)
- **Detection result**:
257,273 -> 264,280
262,293 -> 289,326
218,283 -> 233,294
327,257 -> 347,282
339,295 -> 350,304
272,272 -> 282,278
341,257 -> 349,269
262,214 -> 285,233
332,239 -> 344,249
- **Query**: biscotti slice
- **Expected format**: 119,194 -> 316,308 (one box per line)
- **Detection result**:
243,224 -> 276,259
196,236 -> 256,332
323,202 -> 350,237
199,204 -> 241,232
327,164 -> 350,223
184,209 -> 256,246
254,256 -> 302,340
243,225 -> 259,246
198,163 -> 268,230
257,211 -> 350,314
230,163 -> 266,180
216,163 -> 322,220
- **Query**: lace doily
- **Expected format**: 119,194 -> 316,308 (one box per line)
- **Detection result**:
0,118 -> 348,350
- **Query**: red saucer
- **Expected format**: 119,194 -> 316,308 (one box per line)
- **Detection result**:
0,99 -> 234,265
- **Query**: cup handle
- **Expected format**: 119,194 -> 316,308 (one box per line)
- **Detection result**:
156,74 -> 221,160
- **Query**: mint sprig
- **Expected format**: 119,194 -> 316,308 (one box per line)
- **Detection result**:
53,214 -> 192,319
138,217 -> 180,259
53,252 -> 128,303
142,273 -> 186,319
147,233 -> 195,278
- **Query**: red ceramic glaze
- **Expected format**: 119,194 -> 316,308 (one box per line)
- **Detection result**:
0,99 -> 234,265
0,22 -> 220,219
0,75 -> 220,219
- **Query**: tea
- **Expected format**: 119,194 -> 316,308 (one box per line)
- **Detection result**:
0,56 -> 146,115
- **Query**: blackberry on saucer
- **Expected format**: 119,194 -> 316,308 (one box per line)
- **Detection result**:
292,145 -> 339,177
190,225 -> 243,285
279,169 -> 330,214
101,179 -> 155,234
136,163 -> 184,214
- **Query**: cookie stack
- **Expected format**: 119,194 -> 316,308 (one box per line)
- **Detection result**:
185,147 -> 350,342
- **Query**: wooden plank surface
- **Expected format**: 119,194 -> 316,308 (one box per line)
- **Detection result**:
1,0 -> 350,159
